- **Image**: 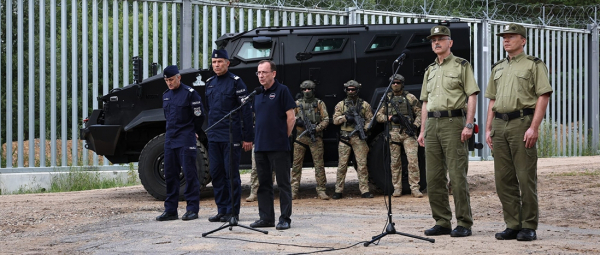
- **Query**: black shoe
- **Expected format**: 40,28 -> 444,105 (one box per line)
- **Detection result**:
424,225 -> 452,236
221,214 -> 239,222
450,226 -> 472,237
156,211 -> 178,221
516,228 -> 537,241
361,192 -> 374,198
208,213 -> 226,222
495,228 -> 520,240
181,211 -> 198,221
250,219 -> 275,228
332,193 -> 343,199
276,221 -> 290,230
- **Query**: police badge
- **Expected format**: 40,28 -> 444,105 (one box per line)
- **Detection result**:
194,107 -> 202,116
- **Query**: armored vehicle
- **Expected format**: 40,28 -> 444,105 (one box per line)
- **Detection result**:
81,21 -> 478,200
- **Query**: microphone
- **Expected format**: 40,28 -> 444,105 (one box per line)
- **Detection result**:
241,86 -> 264,104
394,49 -> 411,63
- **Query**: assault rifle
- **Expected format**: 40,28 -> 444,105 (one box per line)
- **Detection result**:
347,108 -> 367,140
391,102 -> 416,137
296,104 -> 317,143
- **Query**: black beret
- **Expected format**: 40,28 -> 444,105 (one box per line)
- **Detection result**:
212,49 -> 229,59
163,65 -> 179,78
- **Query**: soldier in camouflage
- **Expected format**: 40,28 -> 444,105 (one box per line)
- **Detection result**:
332,80 -> 374,199
291,80 -> 330,200
375,74 -> 423,198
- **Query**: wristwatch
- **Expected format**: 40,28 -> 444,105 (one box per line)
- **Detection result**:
465,123 -> 474,129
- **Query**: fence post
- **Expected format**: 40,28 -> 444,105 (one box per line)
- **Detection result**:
346,7 -> 358,25
180,0 -> 193,68
588,23 -> 599,153
477,20 -> 491,160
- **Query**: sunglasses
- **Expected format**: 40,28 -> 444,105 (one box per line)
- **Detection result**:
346,88 -> 357,92
392,82 -> 403,85
302,88 -> 312,91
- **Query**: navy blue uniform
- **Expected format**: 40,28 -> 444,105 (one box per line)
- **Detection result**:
162,83 -> 205,214
253,80 -> 296,224
205,71 -> 254,215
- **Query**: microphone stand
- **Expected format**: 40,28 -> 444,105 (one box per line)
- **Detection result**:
203,88 -> 268,237
364,57 -> 434,246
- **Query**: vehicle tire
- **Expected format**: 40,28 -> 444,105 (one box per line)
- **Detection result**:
367,132 -> 427,195
138,133 -> 211,201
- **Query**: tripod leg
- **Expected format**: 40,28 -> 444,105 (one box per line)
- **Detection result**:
202,225 -> 231,237
395,232 -> 435,243
364,232 -> 388,247
237,224 -> 268,234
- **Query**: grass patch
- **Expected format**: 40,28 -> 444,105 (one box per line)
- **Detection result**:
548,169 -> 600,177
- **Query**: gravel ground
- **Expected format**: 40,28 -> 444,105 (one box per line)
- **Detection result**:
1,156 -> 600,254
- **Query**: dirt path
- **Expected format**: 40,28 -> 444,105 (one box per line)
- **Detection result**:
1,156 -> 599,254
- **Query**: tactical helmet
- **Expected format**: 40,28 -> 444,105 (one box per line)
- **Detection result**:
389,74 -> 405,82
300,80 -> 316,89
343,80 -> 362,89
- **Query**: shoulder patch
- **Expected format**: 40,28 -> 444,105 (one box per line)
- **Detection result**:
492,58 -> 506,69
526,55 -> 543,64
188,88 -> 195,92
455,57 -> 468,66
233,76 -> 240,80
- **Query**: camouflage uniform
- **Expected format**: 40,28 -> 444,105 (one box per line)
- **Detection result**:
332,80 -> 374,198
291,82 -> 330,200
375,74 -> 423,198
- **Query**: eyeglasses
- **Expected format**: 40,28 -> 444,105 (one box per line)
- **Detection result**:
392,82 -> 403,85
346,88 -> 357,92
302,88 -> 312,91
430,37 -> 451,43
255,71 -> 273,76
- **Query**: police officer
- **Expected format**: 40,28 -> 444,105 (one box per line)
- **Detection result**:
156,65 -> 205,221
375,74 -> 423,198
205,49 -> 254,223
291,80 -> 330,200
332,80 -> 374,199
417,25 -> 480,237
485,23 -> 552,241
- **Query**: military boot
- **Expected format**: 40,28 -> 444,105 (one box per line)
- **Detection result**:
392,189 -> 402,197
246,189 -> 257,202
411,189 -> 423,198
317,191 -> 330,200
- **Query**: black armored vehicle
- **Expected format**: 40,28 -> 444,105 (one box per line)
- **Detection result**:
81,21 -> 475,200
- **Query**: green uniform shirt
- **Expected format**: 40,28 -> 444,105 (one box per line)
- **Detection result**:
485,52 -> 553,113
420,53 -> 480,112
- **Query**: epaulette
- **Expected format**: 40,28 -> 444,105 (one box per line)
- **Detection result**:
233,75 -> 240,80
491,58 -> 506,69
455,57 -> 468,66
188,87 -> 195,92
526,55 -> 543,64
163,89 -> 169,95
206,76 -> 215,82
425,62 -> 435,71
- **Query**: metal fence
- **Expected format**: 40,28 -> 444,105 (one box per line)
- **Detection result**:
1,0 -> 598,171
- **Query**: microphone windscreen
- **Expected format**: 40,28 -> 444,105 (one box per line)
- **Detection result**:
254,86 -> 264,94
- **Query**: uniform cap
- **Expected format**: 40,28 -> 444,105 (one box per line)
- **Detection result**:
163,65 -> 179,78
389,74 -> 405,82
427,25 -> 451,39
344,80 -> 361,89
212,49 -> 229,59
496,23 -> 527,38
300,80 -> 316,89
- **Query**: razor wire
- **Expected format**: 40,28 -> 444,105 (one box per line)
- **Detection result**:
226,0 -> 599,28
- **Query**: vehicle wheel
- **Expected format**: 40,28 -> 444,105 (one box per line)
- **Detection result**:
138,133 -> 211,200
367,132 -> 427,195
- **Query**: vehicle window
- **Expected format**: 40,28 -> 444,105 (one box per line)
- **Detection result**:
406,33 -> 430,48
236,41 -> 271,60
311,38 -> 346,53
367,35 -> 399,51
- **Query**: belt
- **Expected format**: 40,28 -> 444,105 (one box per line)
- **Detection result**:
494,108 -> 535,121
428,109 -> 464,118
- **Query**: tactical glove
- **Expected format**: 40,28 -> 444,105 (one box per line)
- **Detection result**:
345,114 -> 355,124
295,118 -> 305,128
391,115 -> 401,124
